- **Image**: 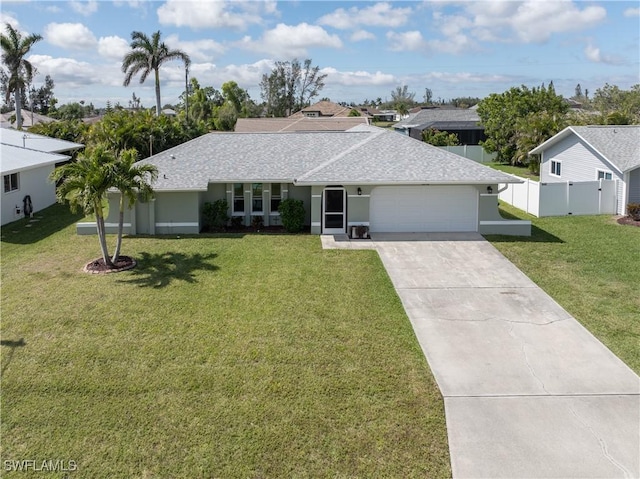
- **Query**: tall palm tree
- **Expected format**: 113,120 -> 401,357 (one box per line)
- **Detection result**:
110,149 -> 157,263
1,23 -> 42,129
122,30 -> 190,117
50,146 -> 116,267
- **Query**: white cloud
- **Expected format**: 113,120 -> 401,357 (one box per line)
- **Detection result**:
624,8 -> 640,17
157,0 -> 273,30
350,30 -> 375,42
584,44 -> 620,65
44,23 -> 97,50
0,13 -> 20,29
164,34 -> 226,63
317,2 -> 412,29
322,67 -> 396,87
466,0 -> 606,44
237,23 -> 342,58
386,31 -> 427,52
69,0 -> 98,16
98,36 -> 130,62
29,54 -> 112,87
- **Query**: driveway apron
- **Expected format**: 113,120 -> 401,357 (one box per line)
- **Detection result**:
325,233 -> 640,478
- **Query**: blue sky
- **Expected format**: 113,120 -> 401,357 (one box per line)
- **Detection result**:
2,0 -> 639,109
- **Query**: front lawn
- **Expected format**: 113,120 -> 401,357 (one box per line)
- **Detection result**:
488,203 -> 640,373
488,162 -> 539,181
1,204 -> 450,478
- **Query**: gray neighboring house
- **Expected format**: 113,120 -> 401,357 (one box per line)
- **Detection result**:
531,125 -> 640,215
1,128 -> 84,226
393,107 -> 484,143
81,125 -> 529,236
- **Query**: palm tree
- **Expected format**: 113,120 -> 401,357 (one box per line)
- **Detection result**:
110,149 -> 157,263
1,23 -> 42,129
122,30 -> 190,117
50,146 -> 116,267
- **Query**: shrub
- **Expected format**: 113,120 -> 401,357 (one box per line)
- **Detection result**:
251,215 -> 264,229
202,199 -> 229,231
278,198 -> 306,233
627,203 -> 640,221
230,216 -> 244,229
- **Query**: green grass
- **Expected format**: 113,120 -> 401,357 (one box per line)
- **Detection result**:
488,162 -> 539,181
488,203 -> 640,373
1,204 -> 450,478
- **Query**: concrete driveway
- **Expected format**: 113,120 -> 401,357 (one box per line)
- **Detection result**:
322,233 -> 640,478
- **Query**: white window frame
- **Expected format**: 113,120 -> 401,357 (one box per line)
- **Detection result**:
550,160 -> 562,177
251,183 -> 263,215
3,173 -> 19,193
232,183 -> 244,216
596,169 -> 612,180
270,183 -> 282,215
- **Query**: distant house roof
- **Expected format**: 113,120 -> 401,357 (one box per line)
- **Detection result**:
414,121 -> 484,131
235,117 -> 369,133
289,100 -> 352,118
529,125 -> 640,173
0,110 -> 58,128
0,128 -> 84,153
137,125 -> 518,191
1,143 -> 69,175
395,108 -> 480,130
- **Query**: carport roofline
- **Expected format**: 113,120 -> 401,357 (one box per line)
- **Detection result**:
293,179 -> 523,186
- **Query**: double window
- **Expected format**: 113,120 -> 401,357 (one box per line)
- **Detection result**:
233,183 -> 244,214
550,160 -> 562,177
252,183 -> 263,213
3,173 -> 19,193
597,170 -> 612,180
271,183 -> 281,212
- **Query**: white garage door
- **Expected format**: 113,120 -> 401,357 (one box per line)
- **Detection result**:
370,185 -> 478,233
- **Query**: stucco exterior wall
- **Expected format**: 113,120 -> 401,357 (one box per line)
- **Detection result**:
2,164 -> 57,226
154,191 -> 200,234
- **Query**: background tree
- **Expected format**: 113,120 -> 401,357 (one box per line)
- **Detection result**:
513,111 -> 567,173
390,85 -> 416,106
476,83 -> 567,164
213,102 -> 237,131
260,58 -> 326,117
50,102 -> 85,120
122,30 -> 191,117
28,74 -> 55,115
0,22 -> 42,129
422,128 -> 460,146
423,88 -> 433,105
591,83 -> 640,123
110,149 -> 157,262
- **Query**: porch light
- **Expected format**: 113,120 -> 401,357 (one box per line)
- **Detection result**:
357,187 -> 362,196
487,186 -> 493,194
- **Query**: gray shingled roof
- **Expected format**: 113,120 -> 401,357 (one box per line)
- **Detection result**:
394,108 -> 480,130
1,127 -> 84,153
234,117 -> 368,133
530,125 -> 640,173
138,126 -> 518,191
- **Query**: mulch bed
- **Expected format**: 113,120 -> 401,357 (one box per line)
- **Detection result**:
617,216 -> 640,227
83,256 -> 137,274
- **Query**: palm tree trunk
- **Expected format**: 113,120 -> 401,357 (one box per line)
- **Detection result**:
112,194 -> 125,264
15,87 -> 23,130
154,68 -> 161,117
95,201 -> 114,268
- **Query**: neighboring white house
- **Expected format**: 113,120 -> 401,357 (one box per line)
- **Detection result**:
530,125 -> 640,215
1,128 -> 84,226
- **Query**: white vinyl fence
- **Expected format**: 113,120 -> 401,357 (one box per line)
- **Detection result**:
499,176 -> 617,217
438,145 -> 497,163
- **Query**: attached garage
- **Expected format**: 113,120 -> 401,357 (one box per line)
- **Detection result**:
369,185 -> 478,233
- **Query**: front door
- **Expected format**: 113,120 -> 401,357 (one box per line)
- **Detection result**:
322,187 -> 346,234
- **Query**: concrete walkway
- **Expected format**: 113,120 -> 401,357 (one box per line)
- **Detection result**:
322,233 -> 640,478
